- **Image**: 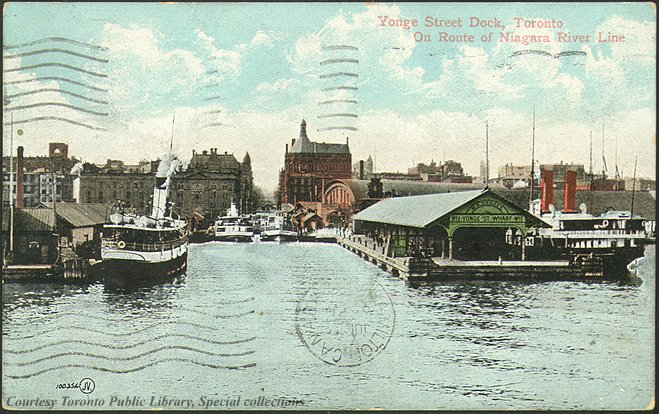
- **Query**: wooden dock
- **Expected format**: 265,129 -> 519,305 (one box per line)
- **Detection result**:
3,258 -> 91,281
2,264 -> 59,281
337,235 -> 603,280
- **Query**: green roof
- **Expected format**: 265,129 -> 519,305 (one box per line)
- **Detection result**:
354,189 -> 486,228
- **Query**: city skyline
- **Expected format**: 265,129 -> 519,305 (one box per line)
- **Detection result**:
3,2 -> 656,194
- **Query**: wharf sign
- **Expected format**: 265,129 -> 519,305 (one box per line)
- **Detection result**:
450,214 -> 524,224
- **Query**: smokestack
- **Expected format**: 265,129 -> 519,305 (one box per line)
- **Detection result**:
540,166 -> 554,213
359,160 -> 364,180
563,169 -> 577,212
151,177 -> 168,219
285,143 -> 288,153
17,146 -> 24,208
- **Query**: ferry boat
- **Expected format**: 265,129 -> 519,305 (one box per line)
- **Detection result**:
98,174 -> 189,280
214,201 -> 255,242
260,212 -> 298,242
533,207 -> 654,267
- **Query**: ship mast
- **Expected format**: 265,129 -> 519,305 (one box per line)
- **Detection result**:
528,107 -> 535,210
601,123 -> 607,188
589,130 -> 593,190
631,156 -> 638,216
485,120 -> 489,188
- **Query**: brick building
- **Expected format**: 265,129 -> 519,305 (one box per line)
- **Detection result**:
278,119 -> 352,206
2,143 -> 77,207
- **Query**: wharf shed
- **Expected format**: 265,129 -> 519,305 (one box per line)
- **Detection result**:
2,208 -> 58,264
353,188 -> 550,261
42,203 -> 108,247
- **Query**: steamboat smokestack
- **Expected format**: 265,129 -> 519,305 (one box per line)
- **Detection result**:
563,169 -> 577,212
540,165 -> 554,213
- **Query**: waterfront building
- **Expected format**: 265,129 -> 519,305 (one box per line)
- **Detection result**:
2,144 -> 78,207
172,148 -> 255,219
353,188 -> 550,260
78,172 -> 156,212
78,148 -> 255,220
352,155 -> 374,180
409,159 -> 471,183
1,208 -> 58,265
278,119 -> 352,206
43,202 -> 109,248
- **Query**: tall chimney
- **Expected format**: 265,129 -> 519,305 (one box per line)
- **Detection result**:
563,169 -> 577,212
16,146 -> 24,208
540,166 -> 554,213
359,160 -> 364,180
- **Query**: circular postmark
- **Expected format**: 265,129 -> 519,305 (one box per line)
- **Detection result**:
295,278 -> 395,367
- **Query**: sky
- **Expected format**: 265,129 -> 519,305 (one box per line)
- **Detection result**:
2,2 -> 656,194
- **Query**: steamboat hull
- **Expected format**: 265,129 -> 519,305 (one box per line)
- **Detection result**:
93,252 -> 188,284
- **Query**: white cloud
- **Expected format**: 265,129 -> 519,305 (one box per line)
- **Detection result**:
99,23 -> 204,113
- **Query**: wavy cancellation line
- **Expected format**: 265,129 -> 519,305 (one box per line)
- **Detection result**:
5,359 -> 256,379
322,86 -> 358,91
7,309 -> 255,331
4,116 -> 106,131
319,72 -> 358,79
6,345 -> 256,367
4,63 -> 108,78
3,48 -> 109,63
6,88 -> 109,105
320,58 -> 359,65
202,109 -> 222,115
6,335 -> 257,354
318,113 -> 358,119
179,307 -> 256,319
322,45 -> 359,51
214,296 -> 256,306
4,76 -> 109,92
6,318 -> 251,341
318,99 -> 358,105
316,126 -> 358,132
4,37 -> 109,51
5,102 -> 108,116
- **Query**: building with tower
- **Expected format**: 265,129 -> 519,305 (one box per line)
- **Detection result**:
278,119 -> 352,206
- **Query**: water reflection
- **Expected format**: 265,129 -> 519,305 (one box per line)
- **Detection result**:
2,282 -> 94,319
100,274 -> 187,316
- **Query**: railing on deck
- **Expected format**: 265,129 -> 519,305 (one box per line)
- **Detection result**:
102,237 -> 188,252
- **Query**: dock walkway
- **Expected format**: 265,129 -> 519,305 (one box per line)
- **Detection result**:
337,235 -> 602,280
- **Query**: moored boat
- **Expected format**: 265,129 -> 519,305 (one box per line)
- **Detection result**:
214,201 -> 255,242
260,212 -> 298,242
95,115 -> 189,282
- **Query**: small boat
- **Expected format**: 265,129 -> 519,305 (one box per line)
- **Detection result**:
214,201 -> 255,242
261,212 -> 298,242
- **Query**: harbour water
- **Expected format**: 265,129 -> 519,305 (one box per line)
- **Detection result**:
2,242 -> 655,410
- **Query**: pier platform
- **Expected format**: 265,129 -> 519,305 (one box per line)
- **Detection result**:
337,235 -> 603,280
2,264 -> 59,281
